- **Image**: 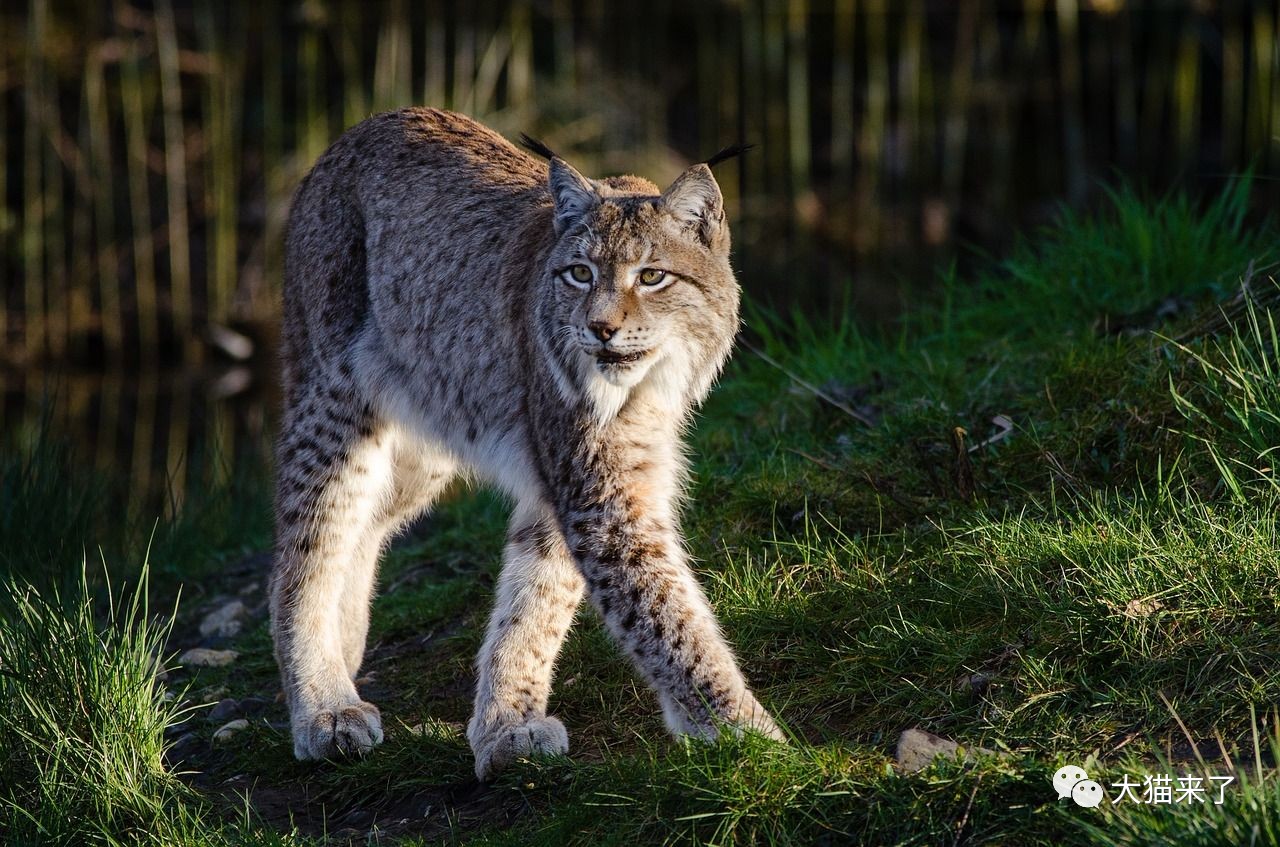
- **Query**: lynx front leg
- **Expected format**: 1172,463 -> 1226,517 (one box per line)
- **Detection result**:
559,494 -> 782,744
468,502 -> 584,780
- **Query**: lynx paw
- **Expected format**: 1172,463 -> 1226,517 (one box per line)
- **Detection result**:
471,716 -> 569,781
293,700 -> 384,760
736,693 -> 786,742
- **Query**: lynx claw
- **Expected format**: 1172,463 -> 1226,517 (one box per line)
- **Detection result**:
471,715 -> 569,781
293,700 -> 384,760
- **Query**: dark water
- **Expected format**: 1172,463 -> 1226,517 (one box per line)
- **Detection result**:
1,363 -> 273,515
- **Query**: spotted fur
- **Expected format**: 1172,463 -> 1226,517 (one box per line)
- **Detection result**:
271,108 -> 782,779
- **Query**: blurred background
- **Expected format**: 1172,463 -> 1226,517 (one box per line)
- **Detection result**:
2,0 -> 1279,512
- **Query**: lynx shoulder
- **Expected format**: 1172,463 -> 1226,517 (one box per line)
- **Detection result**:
270,107 -> 781,779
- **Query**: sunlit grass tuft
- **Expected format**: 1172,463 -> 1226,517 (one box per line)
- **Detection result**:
0,563 -> 196,844
1171,282 -> 1280,500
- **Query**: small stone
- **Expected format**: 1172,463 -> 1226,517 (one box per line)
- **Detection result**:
213,719 -> 249,743
955,672 -> 993,696
208,323 -> 254,361
179,647 -> 238,668
170,731 -> 197,749
1123,598 -> 1165,619
199,600 -> 248,638
238,697 -> 270,717
164,732 -> 200,765
342,809 -> 374,828
895,728 -> 995,773
164,719 -> 193,738
208,698 -> 241,722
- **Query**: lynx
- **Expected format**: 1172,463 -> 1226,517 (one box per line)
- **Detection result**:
270,108 -> 782,780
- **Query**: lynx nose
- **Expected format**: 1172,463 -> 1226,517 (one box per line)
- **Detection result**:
588,320 -> 619,342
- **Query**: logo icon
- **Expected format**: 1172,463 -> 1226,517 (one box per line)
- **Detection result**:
1072,779 -> 1105,808
1053,765 -> 1089,800
1054,765 -> 1101,807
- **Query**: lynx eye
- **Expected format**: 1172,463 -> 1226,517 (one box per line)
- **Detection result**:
638,268 -> 667,286
568,264 -> 593,283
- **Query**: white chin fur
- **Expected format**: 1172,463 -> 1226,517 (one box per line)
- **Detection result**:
594,356 -> 655,388
575,343 -> 696,425
580,355 -> 650,423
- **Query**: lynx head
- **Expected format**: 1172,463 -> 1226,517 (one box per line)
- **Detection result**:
532,150 -> 741,422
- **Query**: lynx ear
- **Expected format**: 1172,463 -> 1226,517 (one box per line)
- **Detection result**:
549,158 -> 598,235
661,164 -> 725,247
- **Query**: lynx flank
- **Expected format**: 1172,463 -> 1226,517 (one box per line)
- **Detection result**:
270,108 -> 782,780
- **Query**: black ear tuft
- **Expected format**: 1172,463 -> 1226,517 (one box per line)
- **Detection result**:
703,143 -> 754,169
519,133 -> 559,161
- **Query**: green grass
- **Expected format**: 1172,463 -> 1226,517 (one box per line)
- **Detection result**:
0,564 -> 189,845
0,564 -> 301,846
3,181 -> 1280,844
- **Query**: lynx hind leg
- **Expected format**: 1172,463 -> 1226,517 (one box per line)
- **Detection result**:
468,502 -> 584,780
338,435 -> 458,678
271,386 -> 399,761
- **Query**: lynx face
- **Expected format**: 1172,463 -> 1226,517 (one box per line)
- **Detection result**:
537,162 -> 740,411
